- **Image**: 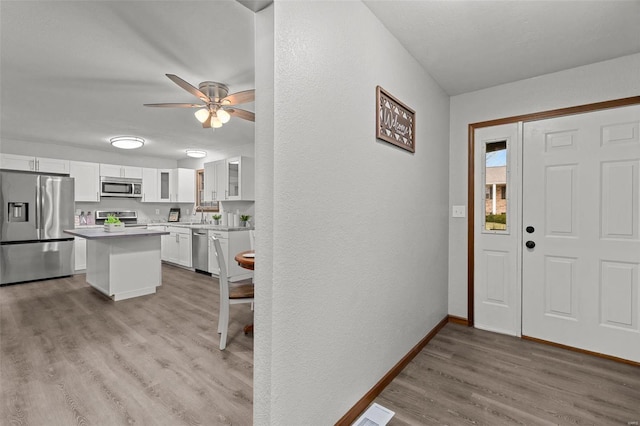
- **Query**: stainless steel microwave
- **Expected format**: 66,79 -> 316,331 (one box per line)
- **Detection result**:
100,177 -> 142,198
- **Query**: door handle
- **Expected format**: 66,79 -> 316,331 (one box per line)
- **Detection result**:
525,240 -> 536,249
526,226 -> 535,233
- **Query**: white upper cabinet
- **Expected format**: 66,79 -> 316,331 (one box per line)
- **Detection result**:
141,167 -> 159,203
156,168 -> 194,203
100,163 -> 143,179
226,156 -> 254,201
203,159 -> 226,202
1,153 -> 196,204
38,157 -> 71,174
70,161 -> 100,202
203,156 -> 254,201
158,169 -> 173,202
1,154 -> 69,174
173,168 -> 195,203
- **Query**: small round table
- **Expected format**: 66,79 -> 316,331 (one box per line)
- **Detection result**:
234,250 -> 255,270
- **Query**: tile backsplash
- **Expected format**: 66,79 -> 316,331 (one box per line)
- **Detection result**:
76,199 -> 255,224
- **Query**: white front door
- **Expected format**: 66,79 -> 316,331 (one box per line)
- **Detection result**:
522,105 -> 640,362
474,123 -> 521,335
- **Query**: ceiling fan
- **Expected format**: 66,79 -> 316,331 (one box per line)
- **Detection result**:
144,74 -> 255,129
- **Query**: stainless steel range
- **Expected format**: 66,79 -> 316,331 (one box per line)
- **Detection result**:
0,170 -> 75,285
95,210 -> 144,227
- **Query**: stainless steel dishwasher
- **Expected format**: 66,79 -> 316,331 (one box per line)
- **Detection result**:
192,229 -> 209,273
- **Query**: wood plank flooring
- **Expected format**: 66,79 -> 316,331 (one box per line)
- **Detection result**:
374,323 -> 640,426
1,265 -> 253,425
4,269 -> 640,426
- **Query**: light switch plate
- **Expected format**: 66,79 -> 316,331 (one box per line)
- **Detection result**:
452,205 -> 466,218
155,209 -> 160,215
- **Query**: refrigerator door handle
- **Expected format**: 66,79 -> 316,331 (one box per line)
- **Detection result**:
35,176 -> 42,238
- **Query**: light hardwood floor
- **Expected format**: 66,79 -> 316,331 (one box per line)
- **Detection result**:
4,269 -> 640,426
374,323 -> 640,426
1,264 -> 253,425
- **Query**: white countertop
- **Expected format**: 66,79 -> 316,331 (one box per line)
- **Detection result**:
73,223 -> 253,232
145,223 -> 254,231
64,228 -> 169,240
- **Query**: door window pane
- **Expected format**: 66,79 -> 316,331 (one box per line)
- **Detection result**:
485,140 -> 507,232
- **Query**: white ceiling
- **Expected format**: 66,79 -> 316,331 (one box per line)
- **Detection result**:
1,0 -> 256,160
365,0 -> 640,95
2,1 -> 639,161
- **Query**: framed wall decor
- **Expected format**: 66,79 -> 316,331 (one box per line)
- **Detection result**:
376,86 -> 415,153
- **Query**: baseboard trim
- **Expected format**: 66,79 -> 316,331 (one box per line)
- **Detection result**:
334,316 -> 449,426
447,315 -> 469,326
522,335 -> 640,367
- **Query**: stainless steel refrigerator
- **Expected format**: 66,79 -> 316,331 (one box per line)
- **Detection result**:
0,171 -> 75,285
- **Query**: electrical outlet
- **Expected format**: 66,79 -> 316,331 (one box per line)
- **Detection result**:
452,205 -> 466,218
155,209 -> 160,215
185,209 -> 190,216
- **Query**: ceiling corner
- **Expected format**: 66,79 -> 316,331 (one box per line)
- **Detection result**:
237,0 -> 272,13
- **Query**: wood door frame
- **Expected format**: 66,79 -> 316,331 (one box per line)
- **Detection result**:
466,95 -> 640,327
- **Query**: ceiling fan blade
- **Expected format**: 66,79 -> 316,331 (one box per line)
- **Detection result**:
166,74 -> 210,103
202,113 -> 213,128
221,89 -> 255,106
144,103 -> 204,108
226,108 -> 255,122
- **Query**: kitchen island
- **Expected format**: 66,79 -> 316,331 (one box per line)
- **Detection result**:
64,227 -> 169,301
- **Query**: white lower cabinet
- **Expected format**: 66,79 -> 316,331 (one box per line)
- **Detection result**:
177,232 -> 191,266
208,230 -> 251,282
147,225 -> 172,263
74,237 -> 87,271
161,226 -> 192,268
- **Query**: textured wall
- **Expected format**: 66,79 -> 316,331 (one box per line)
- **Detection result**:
448,53 -> 640,318
254,1 -> 450,424
254,4 -> 275,425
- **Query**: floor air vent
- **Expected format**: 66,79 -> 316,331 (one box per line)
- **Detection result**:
353,403 -> 395,426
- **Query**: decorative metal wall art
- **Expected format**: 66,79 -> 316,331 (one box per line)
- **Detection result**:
376,86 -> 415,153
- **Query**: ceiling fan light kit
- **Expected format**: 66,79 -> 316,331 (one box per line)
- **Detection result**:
211,116 -> 223,128
194,108 -> 210,123
185,149 -> 207,158
144,74 -> 255,130
217,108 -> 231,123
110,136 -> 145,150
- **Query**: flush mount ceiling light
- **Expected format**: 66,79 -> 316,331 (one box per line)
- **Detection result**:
144,74 -> 255,129
110,136 -> 145,150
185,149 -> 207,158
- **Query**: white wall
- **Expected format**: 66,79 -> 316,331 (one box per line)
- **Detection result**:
254,4 -> 274,425
448,53 -> 640,318
255,2 -> 450,424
